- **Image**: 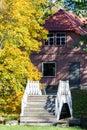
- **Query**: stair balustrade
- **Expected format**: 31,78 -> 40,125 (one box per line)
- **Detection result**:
20,80 -> 42,116
55,80 -> 73,120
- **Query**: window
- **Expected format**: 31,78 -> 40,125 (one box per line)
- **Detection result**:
44,32 -> 66,46
56,32 -> 66,46
44,33 -> 54,46
42,62 -> 56,77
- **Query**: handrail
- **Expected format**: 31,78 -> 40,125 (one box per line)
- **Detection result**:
55,80 -> 73,120
20,80 -> 29,116
20,80 -> 42,116
28,80 -> 42,95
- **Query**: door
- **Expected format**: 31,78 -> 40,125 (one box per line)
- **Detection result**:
69,62 -> 80,88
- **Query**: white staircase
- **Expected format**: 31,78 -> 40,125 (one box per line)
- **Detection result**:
20,80 -> 42,116
20,80 -> 73,126
20,95 -> 57,126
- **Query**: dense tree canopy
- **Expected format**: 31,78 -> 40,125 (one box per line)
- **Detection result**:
0,0 -> 47,114
41,0 -> 63,19
42,0 -> 87,18
63,0 -> 87,17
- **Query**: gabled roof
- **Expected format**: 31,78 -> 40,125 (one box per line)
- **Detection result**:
44,9 -> 87,35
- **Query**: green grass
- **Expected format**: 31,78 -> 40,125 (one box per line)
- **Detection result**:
72,91 -> 87,118
0,125 -> 82,130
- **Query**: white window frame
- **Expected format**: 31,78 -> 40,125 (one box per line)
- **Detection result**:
44,33 -> 54,46
56,32 -> 66,46
42,62 -> 56,77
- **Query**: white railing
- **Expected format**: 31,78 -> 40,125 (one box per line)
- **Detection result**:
28,80 -> 42,95
55,80 -> 73,120
20,80 -> 42,116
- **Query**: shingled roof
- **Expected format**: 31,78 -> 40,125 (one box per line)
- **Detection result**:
44,9 -> 87,35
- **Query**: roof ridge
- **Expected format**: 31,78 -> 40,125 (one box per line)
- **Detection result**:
62,10 -> 86,34
45,9 -> 65,21
44,9 -> 87,34
63,10 -> 81,27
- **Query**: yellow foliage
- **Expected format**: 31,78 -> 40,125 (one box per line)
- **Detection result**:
1,90 -> 23,114
40,83 -> 43,90
0,0 -> 47,114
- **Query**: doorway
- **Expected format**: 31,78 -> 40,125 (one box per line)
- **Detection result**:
69,62 -> 80,89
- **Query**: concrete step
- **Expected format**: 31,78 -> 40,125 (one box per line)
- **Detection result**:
24,107 -> 46,111
23,112 -> 55,116
26,102 -> 46,107
27,95 -> 56,101
23,109 -> 55,115
23,110 -> 54,114
20,122 -> 55,126
24,107 -> 55,111
23,112 -> 55,117
20,119 -> 70,126
26,102 -> 46,105
27,99 -> 46,102
20,115 -> 56,119
27,95 -> 48,100
20,116 -> 57,123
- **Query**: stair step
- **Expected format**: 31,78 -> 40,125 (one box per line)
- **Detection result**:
23,109 -> 51,112
24,107 -> 55,111
28,95 -> 56,98
23,112 -> 55,116
25,105 -> 46,108
20,120 -> 57,123
24,107 -> 47,111
27,95 -> 47,99
26,103 -> 46,107
23,110 -> 55,113
27,95 -> 56,101
23,110 -> 55,115
21,122 -> 54,126
23,114 -> 55,117
20,117 -> 57,123
26,102 -> 46,104
20,116 -> 56,119
27,99 -> 47,102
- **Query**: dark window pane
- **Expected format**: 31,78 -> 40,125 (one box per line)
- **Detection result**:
56,33 -> 66,46
56,42 -> 60,45
43,63 -> 55,76
61,41 -> 65,45
61,33 -> 65,36
45,33 -> 54,45
61,38 -> 65,45
56,38 -> 60,45
45,40 -> 48,45
62,37 -> 65,41
49,38 -> 54,45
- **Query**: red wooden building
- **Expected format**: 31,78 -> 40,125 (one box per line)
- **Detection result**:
31,9 -> 87,90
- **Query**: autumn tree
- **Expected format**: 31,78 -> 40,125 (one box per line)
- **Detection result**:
63,0 -> 87,17
0,0 -> 47,115
41,0 -> 63,19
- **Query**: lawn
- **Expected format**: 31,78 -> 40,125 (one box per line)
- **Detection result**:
72,91 -> 87,118
0,125 -> 82,130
